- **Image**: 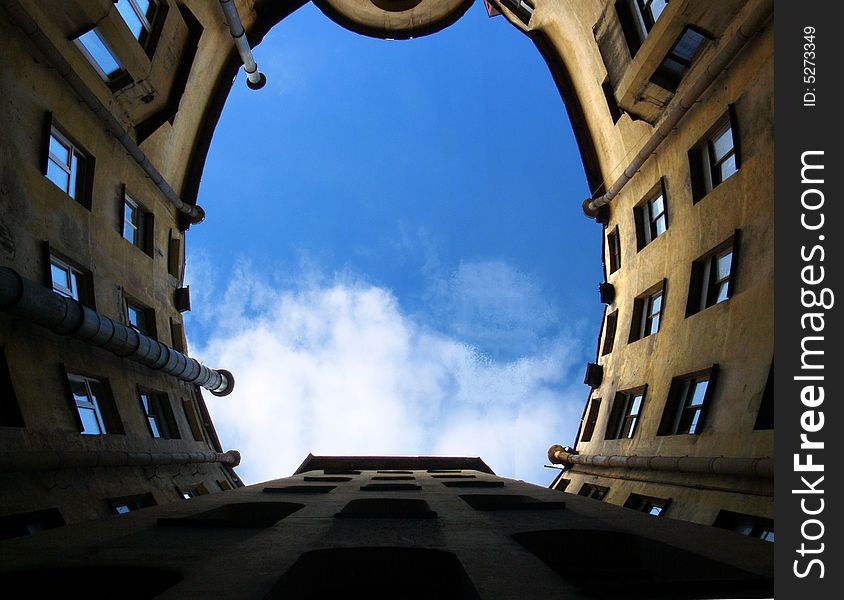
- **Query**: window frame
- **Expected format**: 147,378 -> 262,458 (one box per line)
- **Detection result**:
634,180 -> 669,250
577,483 -> 609,500
650,26 -> 711,92
125,298 -> 156,339
115,0 -> 159,48
605,387 -> 647,440
690,109 -> 741,201
601,309 -> 619,356
624,492 -> 671,516
686,232 -> 740,317
66,373 -> 107,435
629,281 -> 666,342
580,397 -> 602,443
73,26 -> 127,88
658,365 -> 720,436
45,125 -> 89,205
138,389 -> 179,439
122,192 -> 154,256
607,226 -> 622,274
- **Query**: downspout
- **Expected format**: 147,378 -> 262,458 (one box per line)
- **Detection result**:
219,0 -> 266,90
548,445 -> 773,479
0,449 -> 241,473
0,267 -> 234,396
583,0 -> 773,216
0,0 -> 205,226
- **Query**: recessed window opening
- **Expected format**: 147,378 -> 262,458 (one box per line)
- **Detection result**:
576,483 -> 609,500
624,493 -> 669,516
659,365 -> 719,436
579,397 -> 601,442
67,374 -> 108,435
605,388 -> 645,440
115,0 -> 158,47
651,26 -> 709,92
74,28 -> 123,81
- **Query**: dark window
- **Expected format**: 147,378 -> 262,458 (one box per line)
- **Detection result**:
615,0 -> 669,58
651,26 -> 710,92
605,388 -> 646,439
265,548 -> 480,599
580,397 -> 602,442
0,508 -> 64,540
686,233 -> 740,316
335,499 -> 437,519
624,493 -> 670,516
512,529 -> 773,597
441,480 -> 504,489
634,181 -> 668,250
2,566 -> 181,598
659,365 -> 720,435
0,348 -> 25,427
158,502 -> 304,528
66,372 -> 123,435
577,483 -> 609,500
139,391 -> 179,439
108,492 -> 156,514
690,111 -> 741,201
607,226 -> 622,274
629,281 -> 665,342
754,361 -> 774,430
713,510 -> 774,542
601,310 -> 618,355
263,485 -> 336,494
360,483 -> 421,491
459,494 -> 566,511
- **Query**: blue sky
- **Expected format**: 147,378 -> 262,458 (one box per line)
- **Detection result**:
185,1 -> 602,486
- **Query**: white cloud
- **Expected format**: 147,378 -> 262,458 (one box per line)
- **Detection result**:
187,261 -> 586,486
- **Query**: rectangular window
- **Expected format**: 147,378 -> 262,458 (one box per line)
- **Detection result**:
123,195 -> 145,249
713,510 -> 774,542
690,111 -> 741,201
139,391 -> 179,439
66,373 -> 122,435
624,493 -> 670,516
74,28 -> 124,82
0,508 -> 65,540
651,26 -> 710,92
580,397 -> 602,443
577,483 -> 609,500
686,232 -> 740,316
629,281 -> 665,342
108,492 -> 156,515
615,0 -> 669,58
115,0 -> 158,47
635,0 -> 669,31
125,299 -> 156,339
0,348 -> 25,427
49,254 -> 92,308
601,310 -> 618,356
607,227 -> 622,274
634,181 -> 668,250
178,482 -> 209,500
605,388 -> 646,439
659,365 -> 719,436
754,361 -> 774,430
46,127 -> 88,203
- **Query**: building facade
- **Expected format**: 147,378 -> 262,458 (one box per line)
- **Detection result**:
1,0 -> 773,559
1,455 -> 774,598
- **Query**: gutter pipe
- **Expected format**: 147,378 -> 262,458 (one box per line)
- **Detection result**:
219,0 -> 266,90
584,0 -> 773,216
0,267 -> 234,396
0,449 -> 240,473
548,445 -> 773,479
0,0 -> 205,225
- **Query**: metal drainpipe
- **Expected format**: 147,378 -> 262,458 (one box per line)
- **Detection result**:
583,0 -> 773,217
219,0 -> 266,90
0,267 -> 234,397
0,449 -> 241,473
0,0 -> 205,225
548,445 -> 773,479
